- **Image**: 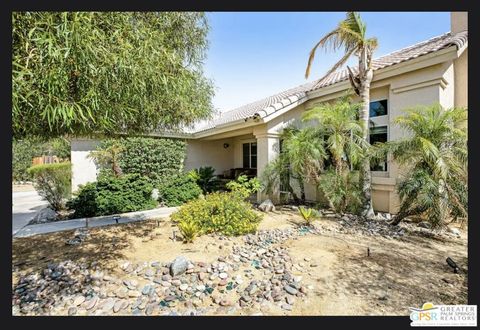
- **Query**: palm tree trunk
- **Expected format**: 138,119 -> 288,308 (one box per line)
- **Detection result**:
358,47 -> 375,219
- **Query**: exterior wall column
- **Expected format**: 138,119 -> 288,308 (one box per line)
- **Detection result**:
71,138 -> 100,192
254,132 -> 280,203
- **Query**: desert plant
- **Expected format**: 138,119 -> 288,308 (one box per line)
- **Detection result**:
28,162 -> 71,211
171,192 -> 262,237
88,140 -> 124,177
318,169 -> 363,214
260,156 -> 296,201
226,175 -> 261,199
157,174 -> 202,207
191,166 -> 219,193
177,218 -> 200,243
305,11 -> 379,217
374,104 -> 467,228
67,174 -> 157,218
299,206 -> 317,225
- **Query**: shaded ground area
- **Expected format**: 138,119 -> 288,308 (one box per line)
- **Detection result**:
12,211 -> 467,316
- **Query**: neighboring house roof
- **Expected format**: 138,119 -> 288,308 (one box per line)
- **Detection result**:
184,30 -> 467,136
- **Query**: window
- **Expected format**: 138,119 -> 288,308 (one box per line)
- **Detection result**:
243,142 -> 257,168
369,99 -> 388,117
369,126 -> 388,171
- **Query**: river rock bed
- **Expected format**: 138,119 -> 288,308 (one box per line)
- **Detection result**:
12,227 -> 316,316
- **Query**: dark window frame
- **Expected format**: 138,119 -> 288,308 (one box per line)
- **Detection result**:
242,142 -> 257,169
369,99 -> 388,118
369,125 -> 388,172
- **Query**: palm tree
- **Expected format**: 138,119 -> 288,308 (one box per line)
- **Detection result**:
260,126 -> 325,203
281,125 -> 326,192
305,11 -> 378,218
373,104 -> 467,227
302,99 -> 368,173
88,141 -> 124,177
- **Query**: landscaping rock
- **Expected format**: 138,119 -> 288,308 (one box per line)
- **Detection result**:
258,199 -> 276,213
170,256 -> 189,277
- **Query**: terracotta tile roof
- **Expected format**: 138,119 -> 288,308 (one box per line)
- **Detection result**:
309,30 -> 468,91
191,30 -> 467,134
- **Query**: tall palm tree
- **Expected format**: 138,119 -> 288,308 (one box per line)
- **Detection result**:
373,104 -> 467,227
305,12 -> 378,218
302,99 -> 368,173
260,125 -> 325,203
302,99 -> 369,213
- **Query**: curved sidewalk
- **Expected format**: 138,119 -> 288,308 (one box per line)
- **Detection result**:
13,207 -> 178,238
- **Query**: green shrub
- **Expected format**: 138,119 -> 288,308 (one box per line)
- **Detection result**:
171,192 -> 262,239
13,137 -> 70,182
67,174 -> 157,218
28,162 -> 71,211
226,175 -> 261,199
188,166 -> 219,193
157,174 -> 202,207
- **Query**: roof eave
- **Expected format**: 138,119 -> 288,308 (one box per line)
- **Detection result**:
306,45 -> 459,100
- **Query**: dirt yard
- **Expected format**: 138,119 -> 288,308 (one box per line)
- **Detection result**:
12,211 -> 468,316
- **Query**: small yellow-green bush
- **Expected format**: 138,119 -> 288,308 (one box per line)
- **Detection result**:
171,192 -> 262,241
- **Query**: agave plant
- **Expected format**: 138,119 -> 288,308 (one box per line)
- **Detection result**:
374,104 -> 467,228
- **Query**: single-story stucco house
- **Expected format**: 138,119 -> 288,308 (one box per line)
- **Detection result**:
71,12 -> 468,214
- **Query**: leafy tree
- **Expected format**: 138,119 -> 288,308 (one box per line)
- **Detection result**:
13,12 -> 214,138
305,11 -> 378,217
373,104 -> 467,228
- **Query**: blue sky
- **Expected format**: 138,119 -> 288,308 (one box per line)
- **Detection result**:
203,12 -> 450,112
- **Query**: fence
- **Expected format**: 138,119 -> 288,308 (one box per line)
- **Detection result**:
32,155 -> 62,166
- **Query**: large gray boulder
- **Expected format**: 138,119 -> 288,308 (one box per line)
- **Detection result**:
258,199 -> 275,213
29,207 -> 58,224
170,256 -> 188,277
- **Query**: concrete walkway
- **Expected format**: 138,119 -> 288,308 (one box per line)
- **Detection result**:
13,207 -> 178,238
12,190 -> 49,235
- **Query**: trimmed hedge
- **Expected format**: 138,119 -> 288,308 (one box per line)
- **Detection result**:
28,162 -> 71,211
13,137 -> 70,182
94,137 -> 186,184
67,174 -> 157,218
157,174 -> 202,207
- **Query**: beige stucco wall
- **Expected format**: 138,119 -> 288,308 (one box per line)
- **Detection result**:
184,138 -> 235,175
451,12 -> 468,34
254,57 -> 460,213
71,138 -> 100,192
454,49 -> 468,108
